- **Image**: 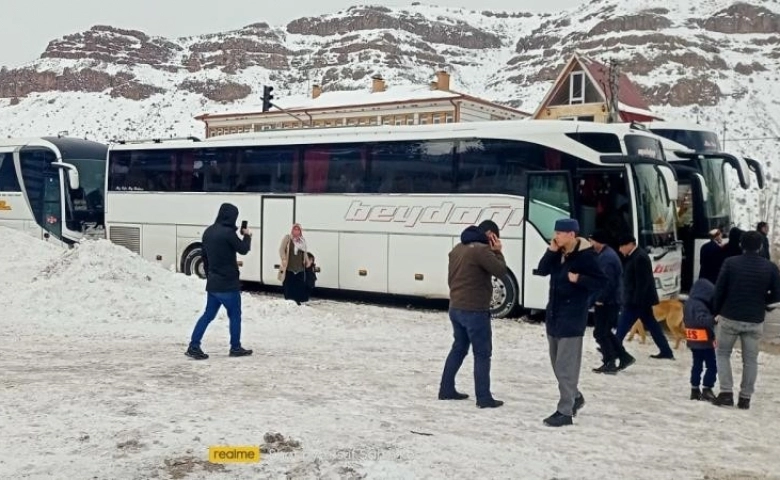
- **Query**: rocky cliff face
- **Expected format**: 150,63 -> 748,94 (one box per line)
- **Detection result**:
0,1 -> 778,111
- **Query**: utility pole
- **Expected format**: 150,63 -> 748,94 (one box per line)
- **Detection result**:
722,120 -> 727,150
606,58 -> 620,123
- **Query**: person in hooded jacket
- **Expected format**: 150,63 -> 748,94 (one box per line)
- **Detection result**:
534,218 -> 605,427
439,220 -> 507,409
186,203 -> 252,360
684,278 -> 718,402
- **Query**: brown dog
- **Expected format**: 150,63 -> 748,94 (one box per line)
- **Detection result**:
626,299 -> 686,349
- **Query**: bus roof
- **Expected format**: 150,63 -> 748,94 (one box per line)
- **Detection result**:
0,136 -> 106,160
109,119 -> 665,160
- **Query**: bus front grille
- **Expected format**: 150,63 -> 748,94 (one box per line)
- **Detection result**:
109,226 -> 141,254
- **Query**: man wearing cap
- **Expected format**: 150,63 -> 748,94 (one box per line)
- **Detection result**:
587,230 -> 633,374
439,220 -> 507,409
699,228 -> 724,284
534,218 -> 605,427
615,235 -> 675,360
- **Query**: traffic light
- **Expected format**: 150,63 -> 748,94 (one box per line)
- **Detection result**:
262,85 -> 274,112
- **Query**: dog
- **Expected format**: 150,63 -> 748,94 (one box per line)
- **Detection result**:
626,299 -> 687,349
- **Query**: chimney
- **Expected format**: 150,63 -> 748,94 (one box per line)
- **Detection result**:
434,70 -> 451,91
430,81 -> 438,90
371,74 -> 386,93
312,84 -> 322,99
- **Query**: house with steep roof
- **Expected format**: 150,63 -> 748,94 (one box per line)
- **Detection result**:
532,53 -> 662,123
196,71 -> 529,138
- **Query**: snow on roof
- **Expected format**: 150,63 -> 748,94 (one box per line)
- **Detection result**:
199,84 -> 463,118
617,101 -> 662,120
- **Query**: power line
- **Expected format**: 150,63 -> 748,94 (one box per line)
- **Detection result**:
725,137 -> 780,142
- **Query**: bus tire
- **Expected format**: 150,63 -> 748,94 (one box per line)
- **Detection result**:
490,272 -> 519,319
182,244 -> 207,279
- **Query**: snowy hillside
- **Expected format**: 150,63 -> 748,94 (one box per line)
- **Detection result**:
0,0 -> 779,231
3,224 -> 780,479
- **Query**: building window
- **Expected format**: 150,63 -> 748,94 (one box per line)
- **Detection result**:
569,71 -> 585,104
445,113 -> 454,123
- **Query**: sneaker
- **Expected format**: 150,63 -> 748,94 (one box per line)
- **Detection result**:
618,353 -> 636,371
229,347 -> 253,357
713,392 -> 734,407
438,391 -> 469,400
701,388 -> 716,402
543,411 -> 573,427
476,399 -> 504,409
592,361 -> 619,375
690,387 -> 702,401
573,394 -> 585,417
185,346 -> 209,360
737,397 -> 750,410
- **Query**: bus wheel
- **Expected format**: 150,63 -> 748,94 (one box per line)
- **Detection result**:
490,273 -> 518,319
182,245 -> 206,279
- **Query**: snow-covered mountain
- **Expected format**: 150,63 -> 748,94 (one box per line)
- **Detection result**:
1,0 -> 779,228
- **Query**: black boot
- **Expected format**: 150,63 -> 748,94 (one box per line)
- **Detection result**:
701,388 -> 716,402
573,394 -> 585,416
229,347 -> 253,357
618,352 -> 636,371
593,361 -> 619,375
543,411 -> 573,427
737,397 -> 751,410
438,390 -> 469,400
476,399 -> 504,409
690,387 -> 701,401
185,346 -> 209,360
713,392 -> 734,407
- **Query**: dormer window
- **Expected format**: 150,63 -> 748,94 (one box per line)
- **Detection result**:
569,71 -> 585,104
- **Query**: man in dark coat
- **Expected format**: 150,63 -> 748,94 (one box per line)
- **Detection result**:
615,235 -> 675,361
712,231 -> 780,409
756,222 -> 771,260
186,203 -> 253,360
699,228 -> 724,284
534,218 -> 605,427
439,220 -> 507,409
588,230 -> 632,374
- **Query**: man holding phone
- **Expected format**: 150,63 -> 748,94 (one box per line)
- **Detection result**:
534,218 -> 605,427
186,203 -> 253,360
439,220 -> 507,409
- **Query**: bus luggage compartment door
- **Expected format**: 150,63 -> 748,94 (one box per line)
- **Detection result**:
262,196 -> 295,285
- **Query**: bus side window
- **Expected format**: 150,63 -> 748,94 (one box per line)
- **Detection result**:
0,152 -> 22,191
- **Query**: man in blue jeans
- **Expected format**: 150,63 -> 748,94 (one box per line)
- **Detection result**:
186,203 -> 253,360
439,220 -> 507,408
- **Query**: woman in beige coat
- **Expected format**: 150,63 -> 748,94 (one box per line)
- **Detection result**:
279,224 -> 313,304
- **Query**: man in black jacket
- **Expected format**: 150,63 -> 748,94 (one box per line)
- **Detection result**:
615,235 -> 674,361
534,218 -> 605,427
712,231 -> 780,409
699,228 -> 724,284
588,230 -> 633,374
756,222 -> 771,260
186,203 -> 253,360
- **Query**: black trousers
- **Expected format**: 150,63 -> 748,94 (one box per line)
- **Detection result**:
593,303 -> 625,363
283,270 -> 309,304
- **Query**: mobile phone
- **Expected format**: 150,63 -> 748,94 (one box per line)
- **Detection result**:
241,220 -> 248,230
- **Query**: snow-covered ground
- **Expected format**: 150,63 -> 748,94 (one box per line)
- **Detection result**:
1,226 -> 780,480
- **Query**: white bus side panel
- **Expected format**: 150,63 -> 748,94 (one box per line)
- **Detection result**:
339,232 -> 389,293
0,192 -> 45,241
388,234 -> 452,297
141,224 -> 177,271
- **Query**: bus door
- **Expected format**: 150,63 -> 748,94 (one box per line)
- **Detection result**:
17,146 -> 65,243
261,196 -> 295,285
523,172 -> 574,310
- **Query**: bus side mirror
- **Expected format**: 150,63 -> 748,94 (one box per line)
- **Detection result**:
693,173 -> 709,202
67,169 -> 80,190
657,166 -> 677,202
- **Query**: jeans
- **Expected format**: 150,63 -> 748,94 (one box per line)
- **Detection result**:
439,308 -> 493,404
190,291 -> 243,350
716,317 -> 763,398
690,348 -> 717,388
616,305 -> 673,357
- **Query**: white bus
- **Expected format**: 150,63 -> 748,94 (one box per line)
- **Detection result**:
0,136 -> 107,245
104,120 -> 681,318
638,121 -> 766,291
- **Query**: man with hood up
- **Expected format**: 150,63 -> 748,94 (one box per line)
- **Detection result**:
534,218 -> 605,427
186,203 -> 253,360
439,220 -> 507,409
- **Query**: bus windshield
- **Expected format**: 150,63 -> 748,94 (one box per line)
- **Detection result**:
649,128 -> 721,152
697,156 -> 731,229
633,164 -> 676,247
66,157 -> 105,225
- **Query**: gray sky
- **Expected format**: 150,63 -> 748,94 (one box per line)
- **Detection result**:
1,0 -> 580,67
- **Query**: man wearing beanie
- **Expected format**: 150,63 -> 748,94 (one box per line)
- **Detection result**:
439,220 -> 507,409
587,230 -> 634,374
534,218 -> 605,426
